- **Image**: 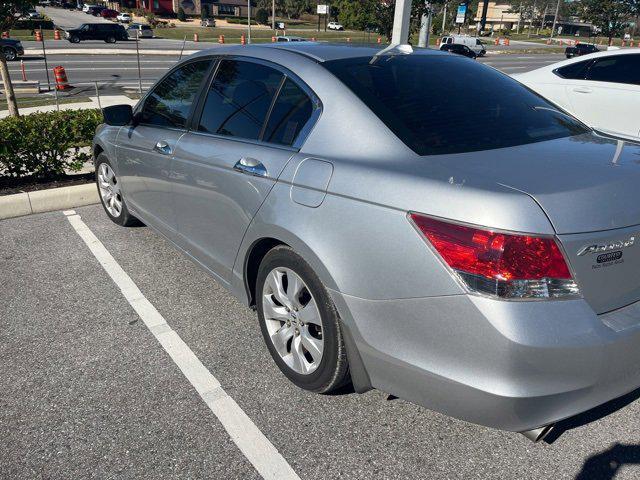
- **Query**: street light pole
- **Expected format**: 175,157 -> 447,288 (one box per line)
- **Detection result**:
418,2 -> 432,47
248,0 -> 252,43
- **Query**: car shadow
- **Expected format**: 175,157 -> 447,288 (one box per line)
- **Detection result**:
574,444 -> 640,480
545,386 -> 640,444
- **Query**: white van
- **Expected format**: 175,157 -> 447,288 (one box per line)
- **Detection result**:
439,36 -> 486,56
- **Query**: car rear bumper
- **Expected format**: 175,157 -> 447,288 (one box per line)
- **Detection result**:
330,290 -> 640,432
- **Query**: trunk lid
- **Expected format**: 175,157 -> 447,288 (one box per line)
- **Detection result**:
437,132 -> 640,313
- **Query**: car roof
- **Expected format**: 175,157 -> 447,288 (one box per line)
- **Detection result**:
192,43 -> 447,63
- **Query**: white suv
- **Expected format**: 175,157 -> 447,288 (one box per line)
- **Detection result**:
117,12 -> 131,23
327,21 -> 344,31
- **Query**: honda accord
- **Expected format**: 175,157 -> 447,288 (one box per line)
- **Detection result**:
93,43 -> 640,442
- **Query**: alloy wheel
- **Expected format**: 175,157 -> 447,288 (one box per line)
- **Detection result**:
98,163 -> 123,218
262,267 -> 324,375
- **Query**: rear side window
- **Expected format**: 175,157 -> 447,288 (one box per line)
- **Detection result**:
587,55 -> 640,85
140,60 -> 211,128
323,55 -> 589,156
262,78 -> 313,146
198,60 -> 283,140
554,59 -> 592,79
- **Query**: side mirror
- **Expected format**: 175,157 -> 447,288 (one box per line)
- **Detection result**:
102,104 -> 133,126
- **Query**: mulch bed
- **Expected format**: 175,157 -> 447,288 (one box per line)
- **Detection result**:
0,173 -> 95,197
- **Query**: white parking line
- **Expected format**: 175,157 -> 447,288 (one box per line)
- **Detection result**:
65,210 -> 300,480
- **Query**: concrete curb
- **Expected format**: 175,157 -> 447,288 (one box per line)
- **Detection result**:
0,183 -> 99,220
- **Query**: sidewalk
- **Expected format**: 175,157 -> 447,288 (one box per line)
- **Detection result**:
0,94 -> 137,119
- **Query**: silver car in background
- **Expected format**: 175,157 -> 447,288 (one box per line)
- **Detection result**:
93,43 -> 640,443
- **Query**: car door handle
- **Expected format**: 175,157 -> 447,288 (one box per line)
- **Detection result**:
153,140 -> 172,155
573,87 -> 593,94
233,157 -> 267,177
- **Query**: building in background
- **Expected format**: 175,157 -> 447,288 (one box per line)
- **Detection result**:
201,0 -> 255,18
474,2 -> 520,31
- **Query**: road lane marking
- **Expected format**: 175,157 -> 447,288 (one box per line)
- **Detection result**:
65,212 -> 301,480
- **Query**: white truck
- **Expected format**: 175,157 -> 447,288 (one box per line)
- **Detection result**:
439,35 -> 486,56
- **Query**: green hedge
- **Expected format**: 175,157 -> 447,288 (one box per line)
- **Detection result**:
0,109 -> 102,179
13,19 -> 55,30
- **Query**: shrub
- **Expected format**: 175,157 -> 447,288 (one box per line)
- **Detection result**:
0,109 -> 103,180
13,19 -> 55,30
177,7 -> 186,21
201,5 -> 209,19
255,8 -> 269,25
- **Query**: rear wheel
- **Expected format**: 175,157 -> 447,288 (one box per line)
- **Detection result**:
256,246 -> 350,393
2,47 -> 17,61
105,35 -> 116,43
95,153 -> 142,227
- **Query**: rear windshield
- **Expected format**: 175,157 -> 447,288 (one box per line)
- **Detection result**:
323,54 -> 589,155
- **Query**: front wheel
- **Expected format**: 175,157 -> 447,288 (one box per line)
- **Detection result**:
256,246 -> 350,393
95,153 -> 142,227
69,35 -> 80,43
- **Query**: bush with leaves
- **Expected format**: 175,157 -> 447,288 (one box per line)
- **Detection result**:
177,7 -> 186,21
0,109 -> 103,180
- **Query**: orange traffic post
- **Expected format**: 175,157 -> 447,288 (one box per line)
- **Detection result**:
241,33 -> 246,45
631,40 -> 635,47
35,30 -> 43,41
193,33 -> 199,42
271,36 -> 276,42
1,31 -> 9,39
20,60 -> 27,81
346,37 -> 351,43
377,36 -> 382,44
53,65 -> 72,91
218,34 -> 225,44
505,38 -> 510,46
54,29 -> 61,40
311,37 -> 316,41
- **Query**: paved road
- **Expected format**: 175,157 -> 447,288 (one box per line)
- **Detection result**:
38,5 -> 113,29
3,204 -> 640,479
8,51 -> 566,88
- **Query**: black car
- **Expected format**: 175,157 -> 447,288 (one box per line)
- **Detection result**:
86,5 -> 106,15
65,23 -> 128,43
440,43 -> 477,59
565,43 -> 599,58
1,38 -> 25,61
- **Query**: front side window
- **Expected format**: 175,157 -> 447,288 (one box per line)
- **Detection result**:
587,55 -> 640,86
198,60 -> 283,140
324,55 -> 589,156
140,60 -> 211,129
262,78 -> 314,146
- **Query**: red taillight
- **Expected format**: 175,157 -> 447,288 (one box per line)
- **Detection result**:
409,213 -> 579,299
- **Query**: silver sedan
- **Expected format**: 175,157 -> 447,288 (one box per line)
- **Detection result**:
94,43 -> 640,443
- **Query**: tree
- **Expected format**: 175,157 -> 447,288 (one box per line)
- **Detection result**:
201,4 -> 209,19
177,6 -> 186,21
255,8 -> 269,24
283,0 -> 309,19
1,0 -> 38,117
578,0 -> 635,42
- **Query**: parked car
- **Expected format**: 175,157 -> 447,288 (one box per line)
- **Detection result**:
0,38 -> 24,61
440,43 -> 477,59
100,8 -> 119,19
439,35 -> 486,56
565,42 -> 599,58
514,49 -> 640,138
86,5 -> 106,15
82,3 -> 96,12
127,23 -> 153,39
200,18 -> 216,27
94,43 -> 640,443
276,21 -> 285,29
327,21 -> 344,30
26,10 -> 44,19
275,36 -> 306,42
116,12 -> 131,23
65,23 -> 128,43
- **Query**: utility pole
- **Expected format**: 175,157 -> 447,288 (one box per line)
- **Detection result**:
418,2 -> 432,47
272,0 -> 275,30
442,2 -> 447,34
517,4 -> 522,34
391,0 -> 412,44
479,0 -> 489,33
528,0 -> 536,38
248,0 -> 251,43
550,0 -> 561,38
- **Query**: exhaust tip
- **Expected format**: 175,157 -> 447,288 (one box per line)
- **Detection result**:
520,424 -> 555,443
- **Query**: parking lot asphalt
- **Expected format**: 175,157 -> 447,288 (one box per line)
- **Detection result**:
4,204 -> 640,479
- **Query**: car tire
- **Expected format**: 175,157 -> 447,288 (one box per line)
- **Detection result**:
105,35 -> 116,43
69,35 -> 80,43
2,47 -> 17,61
95,153 -> 142,227
256,245 -> 351,394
